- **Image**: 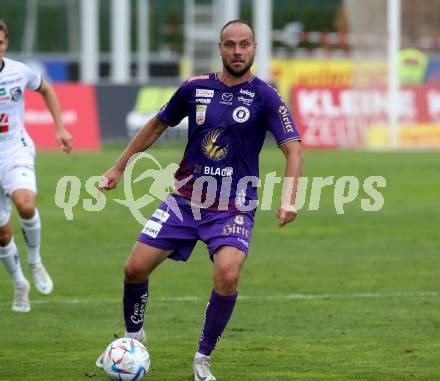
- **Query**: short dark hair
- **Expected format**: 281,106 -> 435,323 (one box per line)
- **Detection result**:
220,20 -> 255,42
0,19 -> 8,39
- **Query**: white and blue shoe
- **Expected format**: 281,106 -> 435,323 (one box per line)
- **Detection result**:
193,355 -> 216,381
29,263 -> 53,295
12,279 -> 30,313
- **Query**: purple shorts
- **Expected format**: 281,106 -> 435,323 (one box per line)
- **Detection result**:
138,195 -> 255,261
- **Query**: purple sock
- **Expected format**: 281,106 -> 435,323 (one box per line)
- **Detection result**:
123,279 -> 149,333
198,289 -> 238,356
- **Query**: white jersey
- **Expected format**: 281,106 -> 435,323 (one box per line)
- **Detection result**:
0,57 -> 42,158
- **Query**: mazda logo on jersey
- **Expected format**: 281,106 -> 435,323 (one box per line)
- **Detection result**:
232,106 -> 250,123
222,93 -> 233,102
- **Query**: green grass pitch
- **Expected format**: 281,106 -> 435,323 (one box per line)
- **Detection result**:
0,143 -> 439,380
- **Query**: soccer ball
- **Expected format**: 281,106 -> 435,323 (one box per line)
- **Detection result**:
102,337 -> 150,381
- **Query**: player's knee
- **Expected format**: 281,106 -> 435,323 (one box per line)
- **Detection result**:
15,200 -> 35,219
215,267 -> 241,293
0,229 -> 12,247
124,262 -> 148,283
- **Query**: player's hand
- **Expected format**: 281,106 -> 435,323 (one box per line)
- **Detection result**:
276,207 -> 297,228
98,167 -> 123,192
56,129 -> 73,153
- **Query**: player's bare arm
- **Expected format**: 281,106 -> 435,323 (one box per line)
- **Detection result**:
99,117 -> 168,191
277,140 -> 303,227
37,79 -> 72,153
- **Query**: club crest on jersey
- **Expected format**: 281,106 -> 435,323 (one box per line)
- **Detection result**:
196,105 -> 207,125
232,106 -> 250,123
10,87 -> 22,102
202,129 -> 228,161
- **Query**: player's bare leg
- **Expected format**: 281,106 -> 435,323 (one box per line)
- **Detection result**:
0,221 -> 30,312
12,189 -> 53,295
96,242 -> 173,368
193,246 -> 246,381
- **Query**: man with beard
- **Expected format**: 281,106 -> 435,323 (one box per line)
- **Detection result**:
96,20 -> 303,380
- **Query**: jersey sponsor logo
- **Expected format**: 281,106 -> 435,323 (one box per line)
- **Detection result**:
152,208 -> 170,223
203,166 -> 233,177
10,87 -> 22,102
0,113 -> 9,133
142,219 -> 163,238
202,129 -> 229,161
232,106 -> 250,123
278,105 -> 294,133
196,88 -> 214,98
0,77 -> 23,86
239,88 -> 255,98
237,237 -> 249,248
220,92 -> 233,105
234,215 -> 245,225
0,88 -> 5,96
196,98 -> 211,104
196,105 -> 207,125
223,222 -> 250,237
130,291 -> 148,325
237,96 -> 253,105
222,93 -> 233,102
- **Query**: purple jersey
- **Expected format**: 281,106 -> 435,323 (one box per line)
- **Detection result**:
156,73 -> 300,210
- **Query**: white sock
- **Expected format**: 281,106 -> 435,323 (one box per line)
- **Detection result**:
20,209 -> 41,265
195,352 -> 210,360
124,327 -> 144,340
0,238 -> 27,286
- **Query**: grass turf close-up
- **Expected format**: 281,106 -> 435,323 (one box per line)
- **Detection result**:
0,143 -> 439,380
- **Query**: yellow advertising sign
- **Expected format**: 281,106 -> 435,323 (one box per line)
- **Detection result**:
271,59 -> 387,103
367,125 -> 440,148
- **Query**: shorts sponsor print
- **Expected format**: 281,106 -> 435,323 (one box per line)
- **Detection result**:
138,195 -> 254,261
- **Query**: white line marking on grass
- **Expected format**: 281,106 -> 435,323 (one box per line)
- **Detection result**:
0,291 -> 437,306
252,291 -> 438,300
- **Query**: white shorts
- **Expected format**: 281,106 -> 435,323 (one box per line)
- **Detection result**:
0,147 -> 37,226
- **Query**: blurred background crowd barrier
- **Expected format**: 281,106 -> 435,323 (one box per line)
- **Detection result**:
4,0 -> 440,149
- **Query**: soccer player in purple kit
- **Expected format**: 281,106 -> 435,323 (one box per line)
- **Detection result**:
96,20 -> 303,380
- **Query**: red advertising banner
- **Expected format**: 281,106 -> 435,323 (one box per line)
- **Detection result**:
24,84 -> 101,150
291,85 -> 440,148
